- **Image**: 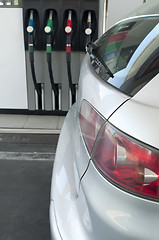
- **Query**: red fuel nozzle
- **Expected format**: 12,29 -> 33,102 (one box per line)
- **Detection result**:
65,10 -> 72,34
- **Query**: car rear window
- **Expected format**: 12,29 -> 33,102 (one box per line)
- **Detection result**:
91,16 -> 159,96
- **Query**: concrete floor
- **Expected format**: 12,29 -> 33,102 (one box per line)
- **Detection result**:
0,130 -> 58,240
0,114 -> 65,134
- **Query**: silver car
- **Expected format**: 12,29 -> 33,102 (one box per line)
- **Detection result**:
50,1 -> 159,239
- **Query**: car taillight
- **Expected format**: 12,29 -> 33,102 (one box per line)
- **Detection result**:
80,100 -> 159,200
79,100 -> 105,153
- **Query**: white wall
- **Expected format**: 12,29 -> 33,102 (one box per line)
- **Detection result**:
0,8 -> 28,109
106,0 -> 144,29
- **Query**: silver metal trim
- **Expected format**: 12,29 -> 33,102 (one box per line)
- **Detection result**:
104,0 -> 108,32
52,90 -> 55,110
35,90 -> 38,110
0,128 -> 61,134
58,84 -> 62,111
49,10 -> 53,20
144,168 -> 158,183
113,14 -> 159,28
30,9 -> 33,20
75,84 -> 78,102
41,83 -> 45,110
69,89 -> 72,108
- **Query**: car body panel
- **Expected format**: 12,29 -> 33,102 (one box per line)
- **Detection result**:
51,104 -> 85,199
77,54 -> 130,119
50,200 -> 62,240
109,73 -> 159,149
50,104 -> 92,240
77,18 -> 159,118
79,161 -> 159,240
51,109 -> 159,240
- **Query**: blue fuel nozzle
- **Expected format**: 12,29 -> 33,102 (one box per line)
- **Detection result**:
27,10 -> 34,34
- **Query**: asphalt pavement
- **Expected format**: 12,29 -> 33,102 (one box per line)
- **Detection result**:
0,133 -> 57,240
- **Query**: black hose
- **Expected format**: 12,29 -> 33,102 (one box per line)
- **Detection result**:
28,31 -> 42,110
66,53 -> 75,97
86,34 -> 92,47
67,61 -> 76,104
47,59 -> 59,110
30,60 -> 42,109
47,53 -> 58,97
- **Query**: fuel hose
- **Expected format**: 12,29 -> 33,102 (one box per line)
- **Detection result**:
65,11 -> 76,103
27,10 -> 42,110
45,10 -> 59,109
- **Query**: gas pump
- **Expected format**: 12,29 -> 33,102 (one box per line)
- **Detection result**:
0,0 -> 145,114
22,0 -> 100,113
23,0 -> 100,112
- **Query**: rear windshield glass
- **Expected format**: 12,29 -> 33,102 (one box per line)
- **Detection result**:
91,16 -> 159,96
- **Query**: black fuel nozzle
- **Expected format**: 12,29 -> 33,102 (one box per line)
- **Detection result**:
85,11 -> 92,45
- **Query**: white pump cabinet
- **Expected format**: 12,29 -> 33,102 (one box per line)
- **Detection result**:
0,8 -> 27,109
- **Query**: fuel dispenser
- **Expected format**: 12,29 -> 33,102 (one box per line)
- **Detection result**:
0,0 -> 101,113
22,0 -> 99,112
0,0 -> 145,114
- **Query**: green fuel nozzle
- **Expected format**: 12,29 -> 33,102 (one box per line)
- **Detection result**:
44,10 -> 53,34
45,10 -> 54,53
45,10 -> 58,99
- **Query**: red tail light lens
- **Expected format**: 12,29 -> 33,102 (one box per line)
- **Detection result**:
79,100 -> 105,153
92,123 -> 159,200
80,100 -> 159,200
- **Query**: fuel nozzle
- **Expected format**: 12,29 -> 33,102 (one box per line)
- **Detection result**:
45,10 -> 59,110
44,10 -> 54,54
85,11 -> 92,35
65,10 -> 72,34
85,11 -> 92,45
27,10 -> 35,55
65,10 -> 76,105
44,10 -> 53,34
27,10 -> 34,34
